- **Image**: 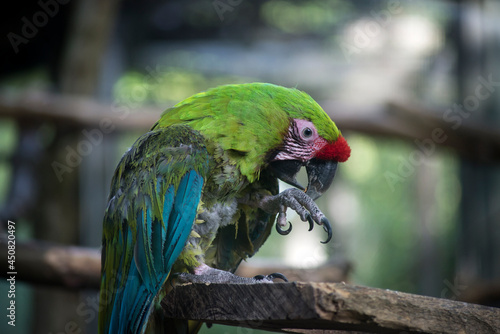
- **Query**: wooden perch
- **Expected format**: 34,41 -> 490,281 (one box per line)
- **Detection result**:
387,101 -> 500,162
0,235 -> 101,289
1,236 -> 499,333
162,282 -> 500,334
0,91 -> 159,130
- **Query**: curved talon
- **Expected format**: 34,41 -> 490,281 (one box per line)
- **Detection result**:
254,273 -> 289,282
305,214 -> 314,231
267,272 -> 289,282
276,221 -> 292,235
320,217 -> 333,244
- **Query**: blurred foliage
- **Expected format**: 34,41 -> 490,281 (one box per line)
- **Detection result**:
0,68 -> 50,94
0,120 -> 17,157
113,67 -> 255,108
0,121 -> 17,204
338,134 -> 459,292
0,162 -> 12,205
261,0 -> 352,34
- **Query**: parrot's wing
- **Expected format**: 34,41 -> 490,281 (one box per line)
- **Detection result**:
98,126 -> 209,334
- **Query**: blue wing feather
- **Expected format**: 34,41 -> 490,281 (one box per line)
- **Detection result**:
117,172 -> 204,334
99,127 -> 209,334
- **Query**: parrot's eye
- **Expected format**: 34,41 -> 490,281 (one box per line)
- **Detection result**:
302,127 -> 313,138
293,119 -> 317,143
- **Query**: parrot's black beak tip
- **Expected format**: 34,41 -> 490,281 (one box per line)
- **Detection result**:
305,159 -> 338,201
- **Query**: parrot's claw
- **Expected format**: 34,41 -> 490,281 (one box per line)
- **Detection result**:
320,216 -> 332,244
254,272 -> 288,282
259,188 -> 332,243
267,272 -> 289,282
305,213 -> 314,231
276,220 -> 292,235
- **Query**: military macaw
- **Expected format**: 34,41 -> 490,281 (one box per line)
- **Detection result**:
98,83 -> 350,334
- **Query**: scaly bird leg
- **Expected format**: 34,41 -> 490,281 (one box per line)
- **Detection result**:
175,264 -> 288,284
257,188 -> 332,243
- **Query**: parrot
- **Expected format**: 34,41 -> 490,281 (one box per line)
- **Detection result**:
98,82 -> 350,334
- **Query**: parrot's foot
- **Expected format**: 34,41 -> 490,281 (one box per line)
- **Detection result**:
258,188 -> 332,243
175,264 -> 288,284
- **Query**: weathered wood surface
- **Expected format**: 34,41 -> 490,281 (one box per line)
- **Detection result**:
162,282 -> 500,334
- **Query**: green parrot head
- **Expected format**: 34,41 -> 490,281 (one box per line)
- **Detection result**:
154,82 -> 350,199
260,84 -> 351,200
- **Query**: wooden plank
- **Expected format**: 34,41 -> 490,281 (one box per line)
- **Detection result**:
162,282 -> 500,334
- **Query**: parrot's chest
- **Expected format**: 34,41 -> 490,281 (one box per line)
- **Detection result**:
186,197 -> 240,267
